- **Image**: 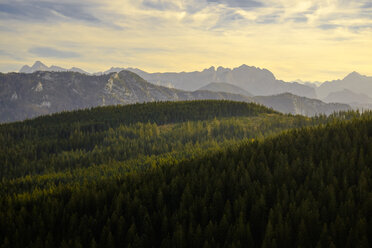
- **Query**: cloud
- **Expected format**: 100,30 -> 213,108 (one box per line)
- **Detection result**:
142,0 -> 180,10
211,9 -> 245,29
207,0 -> 263,9
318,24 -> 341,30
28,47 -> 80,58
256,13 -> 280,24
0,50 -> 23,60
285,13 -> 308,23
349,24 -> 372,32
0,1 -> 100,23
362,2 -> 372,8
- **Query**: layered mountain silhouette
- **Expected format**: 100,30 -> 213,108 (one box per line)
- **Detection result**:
125,65 -> 317,98
317,72 -> 372,100
1,70 -> 350,123
20,61 -> 88,74
198,82 -> 253,97
16,61 -> 372,114
255,93 -> 350,116
323,89 -> 372,104
19,63 -> 317,98
19,62 -> 372,107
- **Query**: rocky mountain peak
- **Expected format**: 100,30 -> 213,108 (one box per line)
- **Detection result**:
343,71 -> 363,81
31,61 -> 48,71
203,66 -> 216,73
237,64 -> 249,69
19,65 -> 31,73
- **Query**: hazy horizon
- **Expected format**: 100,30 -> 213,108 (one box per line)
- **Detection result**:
1,0 -> 372,82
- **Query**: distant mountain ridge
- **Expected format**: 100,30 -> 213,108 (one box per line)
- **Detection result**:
317,71 -> 372,100
323,89 -> 372,104
19,62 -> 317,98
198,82 -> 253,97
125,65 -> 317,98
17,61 -> 372,108
1,70 -> 350,123
100,67 -> 372,109
20,61 -> 89,74
254,93 -> 351,116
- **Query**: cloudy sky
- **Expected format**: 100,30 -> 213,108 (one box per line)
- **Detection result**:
0,0 -> 371,81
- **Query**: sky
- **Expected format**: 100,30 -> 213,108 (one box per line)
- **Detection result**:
0,0 -> 371,82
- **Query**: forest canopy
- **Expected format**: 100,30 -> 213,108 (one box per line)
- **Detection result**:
0,100 -> 371,248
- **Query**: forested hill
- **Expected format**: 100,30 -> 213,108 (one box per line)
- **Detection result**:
4,100 -> 275,129
1,100 -> 371,247
0,101 -> 288,179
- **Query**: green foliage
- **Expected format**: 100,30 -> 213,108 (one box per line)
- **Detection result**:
0,100 -> 282,179
0,100 -> 371,247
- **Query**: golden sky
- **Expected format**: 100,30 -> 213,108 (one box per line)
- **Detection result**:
0,0 -> 371,81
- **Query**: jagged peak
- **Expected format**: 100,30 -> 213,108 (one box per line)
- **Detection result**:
19,65 -> 31,73
203,66 -> 215,72
117,69 -> 144,79
343,71 -> 363,80
237,64 -> 250,69
216,66 -> 230,72
32,61 -> 47,68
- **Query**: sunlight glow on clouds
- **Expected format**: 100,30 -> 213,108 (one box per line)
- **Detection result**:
0,0 -> 371,81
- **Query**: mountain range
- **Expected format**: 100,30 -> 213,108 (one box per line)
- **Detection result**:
0,69 -> 350,123
316,72 -> 372,102
19,61 -> 89,74
18,62 -> 318,97
18,62 -> 372,108
126,67 -> 372,107
125,65 -> 318,98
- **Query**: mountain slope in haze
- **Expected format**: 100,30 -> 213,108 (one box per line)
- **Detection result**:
87,65 -> 372,107
323,89 -> 372,104
18,62 -> 372,107
197,83 -> 351,116
198,82 -> 253,97
254,93 -> 351,116
0,70 -> 253,123
126,65 -> 317,98
94,64 -> 316,97
101,71 -> 253,104
317,71 -> 372,99
19,61 -> 89,74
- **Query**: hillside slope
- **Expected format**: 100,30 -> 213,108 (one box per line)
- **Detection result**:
198,82 -> 253,97
0,100 -> 279,179
323,89 -> 372,104
254,93 -> 351,116
0,104 -> 371,247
